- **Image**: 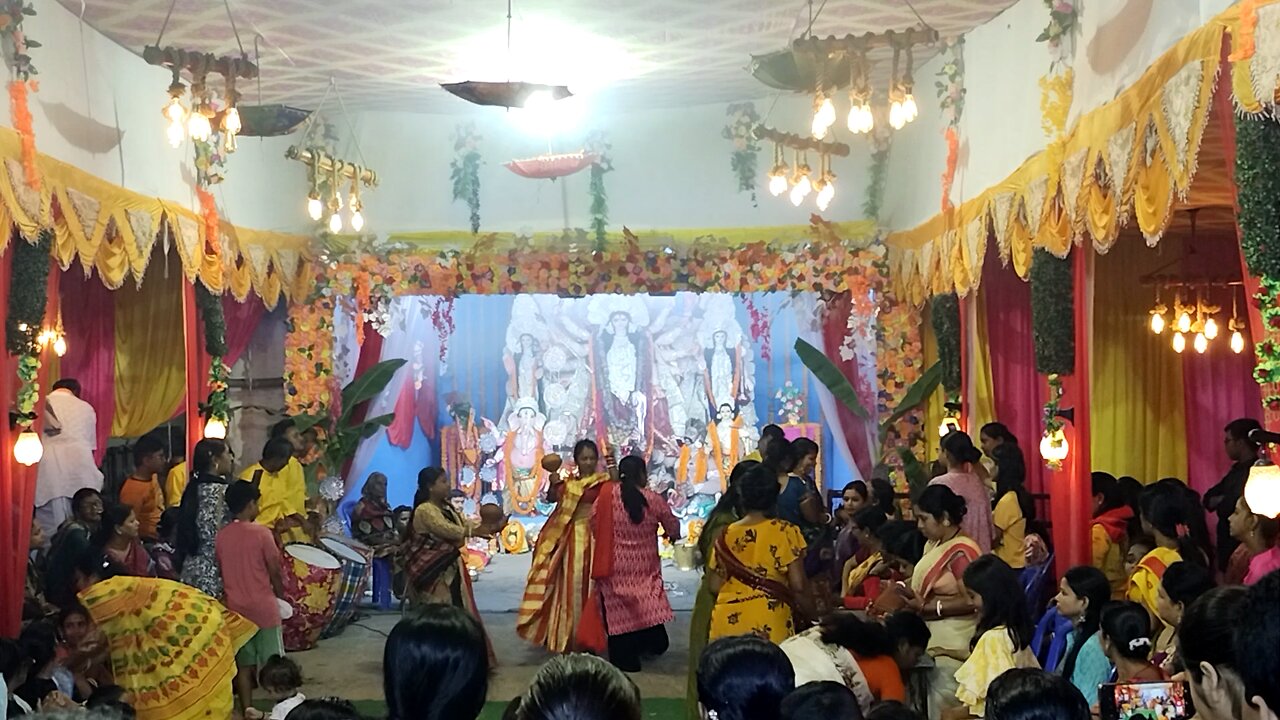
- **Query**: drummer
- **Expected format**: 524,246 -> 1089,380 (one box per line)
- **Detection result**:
240,438 -> 310,544
216,480 -> 286,720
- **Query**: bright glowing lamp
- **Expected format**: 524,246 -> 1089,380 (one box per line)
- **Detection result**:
790,174 -> 811,206
1194,332 -> 1208,354
52,335 -> 67,357
1177,312 -> 1192,333
350,209 -> 365,232
222,106 -> 242,135
14,431 -> 42,466
1231,330 -> 1246,354
768,173 -> 789,197
1039,428 -> 1069,464
889,101 -> 905,130
306,194 -> 324,221
1245,462 -> 1280,519
902,93 -> 918,122
203,417 -> 228,440
188,110 -> 212,143
1205,317 -> 1219,340
938,416 -> 960,438
328,212 -> 344,234
815,179 -> 835,211
1150,312 -> 1165,334
1172,332 -> 1186,353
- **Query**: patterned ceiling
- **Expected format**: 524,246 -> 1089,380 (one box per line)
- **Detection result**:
61,0 -> 1019,113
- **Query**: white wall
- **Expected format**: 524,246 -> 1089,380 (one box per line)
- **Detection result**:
346,95 -> 874,235
10,1 -> 303,232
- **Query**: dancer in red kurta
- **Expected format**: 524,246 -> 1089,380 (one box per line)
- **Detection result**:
590,455 -> 681,672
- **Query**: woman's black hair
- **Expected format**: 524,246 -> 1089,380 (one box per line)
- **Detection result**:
762,437 -> 798,474
177,444 -> 230,562
191,438 -> 228,475
92,503 -> 134,548
869,477 -> 896,516
992,443 -> 1035,522
414,467 -> 448,508
963,555 -> 1033,651
792,437 -> 819,463
58,603 -> 89,627
985,668 -> 1090,720
0,636 -> 25,685
914,484 -> 968,526
980,422 -> 1019,445
259,654 -> 303,693
696,635 -> 795,720
383,604 -> 490,720
1100,601 -> 1155,661
738,465 -> 781,514
883,610 -> 931,651
618,455 -> 649,524
1234,569 -> 1280,715
18,621 -> 57,674
1059,566 -> 1111,683
852,506 -> 888,536
843,480 -> 869,501
1161,561 -> 1215,610
699,461 -> 759,566
941,431 -> 983,466
572,439 -> 599,465
518,653 -> 641,720
1117,476 -> 1145,538
1138,485 -> 1209,567
780,681 -> 862,720
1179,586 -> 1247,684
818,611 -> 894,656
877,521 -> 925,565
286,698 -> 364,720
865,700 -> 920,720
1090,472 -> 1124,516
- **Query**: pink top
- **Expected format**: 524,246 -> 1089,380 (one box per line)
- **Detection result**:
929,472 -> 994,554
215,520 -> 281,629
1244,547 -> 1280,585
591,484 -> 681,635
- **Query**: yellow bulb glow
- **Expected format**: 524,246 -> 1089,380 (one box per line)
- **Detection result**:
222,106 -> 241,135
1172,332 -> 1186,353
1194,332 -> 1208,354
166,118 -> 185,148
203,417 -> 228,439
889,101 -> 905,130
1177,312 -> 1192,333
816,180 -> 835,211
1204,317 -> 1219,340
902,94 -> 918,122
52,336 -> 67,357
307,196 -> 324,221
1246,463 -> 1280,519
188,111 -> 212,142
328,212 -> 344,234
1231,330 -> 1246,354
164,96 -> 187,124
768,173 -> 788,197
14,431 -> 42,466
938,417 -> 960,438
1039,428 -> 1069,463
350,209 -> 365,232
1150,312 -> 1165,334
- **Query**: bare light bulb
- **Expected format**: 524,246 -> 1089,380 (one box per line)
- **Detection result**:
768,173 -> 789,197
1172,332 -> 1186,353
902,94 -> 918,122
328,212 -> 343,234
306,195 -> 324,221
1177,312 -> 1192,333
816,179 -> 835,211
1231,330 -> 1246,354
790,174 -> 812,206
811,96 -> 835,138
222,106 -> 242,135
203,417 -> 228,439
1150,312 -> 1165,334
1204,317 -> 1219,340
188,110 -> 212,142
350,209 -> 365,232
13,430 -> 42,466
889,101 -> 906,130
52,335 -> 67,357
164,96 -> 187,123
1194,332 -> 1208,354
812,113 -> 829,140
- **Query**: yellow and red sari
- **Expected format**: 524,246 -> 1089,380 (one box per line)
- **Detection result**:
516,471 -> 610,653
79,576 -> 256,720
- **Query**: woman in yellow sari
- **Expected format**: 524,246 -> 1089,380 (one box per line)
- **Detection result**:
708,464 -> 808,643
75,554 -> 254,720
1129,489 -> 1208,630
883,485 -> 980,720
517,439 -> 612,653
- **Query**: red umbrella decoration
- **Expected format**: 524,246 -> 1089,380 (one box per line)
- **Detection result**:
504,151 -> 600,180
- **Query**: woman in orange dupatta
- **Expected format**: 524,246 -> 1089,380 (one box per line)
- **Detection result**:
517,439 -> 612,653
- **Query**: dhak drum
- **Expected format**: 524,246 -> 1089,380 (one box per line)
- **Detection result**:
280,543 -> 342,651
319,536 -> 372,638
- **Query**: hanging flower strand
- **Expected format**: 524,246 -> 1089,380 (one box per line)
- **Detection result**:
1,0 -> 40,190
722,102 -> 762,207
935,37 -> 964,213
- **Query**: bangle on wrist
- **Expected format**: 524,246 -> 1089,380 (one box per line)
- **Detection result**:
935,600 -> 944,618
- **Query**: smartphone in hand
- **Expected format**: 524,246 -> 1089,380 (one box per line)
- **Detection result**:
1097,680 -> 1195,720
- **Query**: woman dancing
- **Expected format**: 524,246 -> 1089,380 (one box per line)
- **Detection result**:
517,439 -> 613,653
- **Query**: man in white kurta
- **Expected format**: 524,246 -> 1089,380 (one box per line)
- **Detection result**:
34,379 -> 103,538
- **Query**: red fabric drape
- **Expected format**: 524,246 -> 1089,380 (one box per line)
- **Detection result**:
1182,349 -> 1262,496
59,271 -> 116,464
981,249 -> 1047,495
347,321 -> 384,424
387,378 -> 416,449
222,295 -> 265,369
1050,248 -> 1093,576
0,247 -> 16,636
182,280 -> 202,465
820,292 -> 873,479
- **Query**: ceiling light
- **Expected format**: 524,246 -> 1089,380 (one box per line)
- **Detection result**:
1232,330 -> 1246,354
328,212 -> 343,234
1172,332 -> 1186,353
1194,332 -> 1208,354
1177,311 -> 1192,334
1204,317 -> 1219,340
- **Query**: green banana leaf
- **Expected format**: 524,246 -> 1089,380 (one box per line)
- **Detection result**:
338,359 -> 407,424
897,446 -> 932,500
793,338 -> 871,419
878,361 -> 943,441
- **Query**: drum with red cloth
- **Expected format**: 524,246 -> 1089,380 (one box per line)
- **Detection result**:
319,536 -> 372,638
280,543 -> 342,651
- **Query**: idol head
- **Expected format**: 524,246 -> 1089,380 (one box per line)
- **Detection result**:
519,333 -> 536,352
609,311 -> 630,334
713,330 -> 728,348
717,403 -> 734,422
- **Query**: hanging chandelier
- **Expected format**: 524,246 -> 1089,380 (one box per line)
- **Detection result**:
1146,281 -> 1244,355
757,125 -> 848,212
287,145 -> 378,234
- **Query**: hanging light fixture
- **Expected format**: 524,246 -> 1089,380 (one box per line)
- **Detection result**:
221,74 -> 241,152
1246,461 -> 1280,519
163,69 -> 189,148
846,50 -> 874,135
14,431 -> 42,466
1177,309 -> 1192,334
348,176 -> 365,232
1172,332 -> 1186,353
1194,332 -> 1208,354
899,43 -> 918,123
789,151 -> 812,207
1230,294 -> 1247,354
1149,290 -> 1167,334
811,90 -> 835,139
767,143 -> 790,197
203,416 -> 228,439
887,45 -> 909,131
1039,428 -> 1069,465
814,153 -> 836,211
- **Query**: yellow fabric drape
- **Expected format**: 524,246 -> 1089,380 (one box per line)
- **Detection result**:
969,290 -> 997,434
111,263 -> 186,437
1089,237 -> 1188,482
922,315 -> 944,465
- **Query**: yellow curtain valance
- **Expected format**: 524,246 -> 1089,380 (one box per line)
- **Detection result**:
886,1 -> 1273,305
0,126 -> 313,308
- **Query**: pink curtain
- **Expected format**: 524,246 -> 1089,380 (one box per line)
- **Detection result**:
821,292 -> 874,479
980,247 -> 1046,495
1182,346 -> 1262,496
60,270 -> 116,463
222,294 -> 266,368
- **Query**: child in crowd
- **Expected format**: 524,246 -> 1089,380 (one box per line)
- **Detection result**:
260,655 -> 306,720
86,684 -> 137,719
1124,536 -> 1155,579
217,481 -> 286,720
56,604 -> 112,700
286,698 -> 364,720
1099,602 -> 1165,683
947,556 -> 1039,719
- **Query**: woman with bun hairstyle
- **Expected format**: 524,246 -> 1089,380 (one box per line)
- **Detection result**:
1099,601 -> 1165,683
929,432 -> 993,553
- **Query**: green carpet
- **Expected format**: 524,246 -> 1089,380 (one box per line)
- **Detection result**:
331,698 -> 685,719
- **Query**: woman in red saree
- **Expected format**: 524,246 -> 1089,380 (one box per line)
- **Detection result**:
94,504 -> 153,578
517,439 -> 612,653
590,455 -> 681,671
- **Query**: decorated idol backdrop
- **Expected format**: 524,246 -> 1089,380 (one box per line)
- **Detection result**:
335,291 -> 865,534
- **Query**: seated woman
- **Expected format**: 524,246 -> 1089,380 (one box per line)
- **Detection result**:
45,489 -> 104,608
352,472 -> 400,610
834,480 -> 871,576
841,506 -> 891,610
780,610 -> 929,715
1152,561 -> 1214,674
708,464 -> 808,643
1053,566 -> 1113,701
1100,601 -> 1166,684
1226,494 -> 1280,585
93,504 -> 153,578
946,556 -> 1040,720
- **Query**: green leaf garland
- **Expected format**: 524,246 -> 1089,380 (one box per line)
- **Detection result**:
863,136 -> 890,222
1235,114 -> 1280,279
585,131 -> 613,251
721,102 -> 761,206
1030,248 -> 1075,375
450,122 -> 483,235
6,230 -> 49,356
930,293 -> 961,394
195,283 -> 231,427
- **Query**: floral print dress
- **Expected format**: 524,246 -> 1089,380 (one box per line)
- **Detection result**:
179,482 -> 228,598
708,519 -> 807,643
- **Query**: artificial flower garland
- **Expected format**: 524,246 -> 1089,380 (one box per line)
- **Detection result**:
1042,373 -> 1066,470
935,37 -> 965,213
195,283 -> 230,428
930,292 -> 961,397
742,293 -> 771,361
284,295 -> 336,416
450,122 -> 483,235
1030,248 -> 1075,467
863,132 -> 891,222
7,231 -> 49,428
722,102 -> 761,207
585,131 -> 613,250
2,0 -> 40,190
1236,114 -> 1280,420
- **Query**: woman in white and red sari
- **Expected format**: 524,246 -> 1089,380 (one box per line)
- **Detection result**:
589,454 -> 682,672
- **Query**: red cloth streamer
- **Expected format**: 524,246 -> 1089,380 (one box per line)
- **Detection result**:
387,377 -> 416,449
196,188 -> 221,258
743,295 -> 772,361
941,127 -> 959,213
8,80 -> 39,190
820,292 -> 873,479
59,270 -> 116,464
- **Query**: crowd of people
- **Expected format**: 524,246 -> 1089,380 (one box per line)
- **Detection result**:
7,377 -> 1280,720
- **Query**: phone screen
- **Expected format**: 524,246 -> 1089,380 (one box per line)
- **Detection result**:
1098,681 -> 1195,720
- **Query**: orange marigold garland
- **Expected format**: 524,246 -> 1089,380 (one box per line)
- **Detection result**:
8,79 -> 37,190
941,127 -> 959,213
196,187 -> 221,255
1229,0 -> 1259,62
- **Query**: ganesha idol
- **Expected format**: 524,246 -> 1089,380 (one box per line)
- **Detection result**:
492,397 -> 551,516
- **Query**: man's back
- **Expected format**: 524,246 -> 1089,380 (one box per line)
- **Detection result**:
35,390 -> 103,506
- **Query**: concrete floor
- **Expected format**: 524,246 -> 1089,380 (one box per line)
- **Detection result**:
295,554 -> 698,703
